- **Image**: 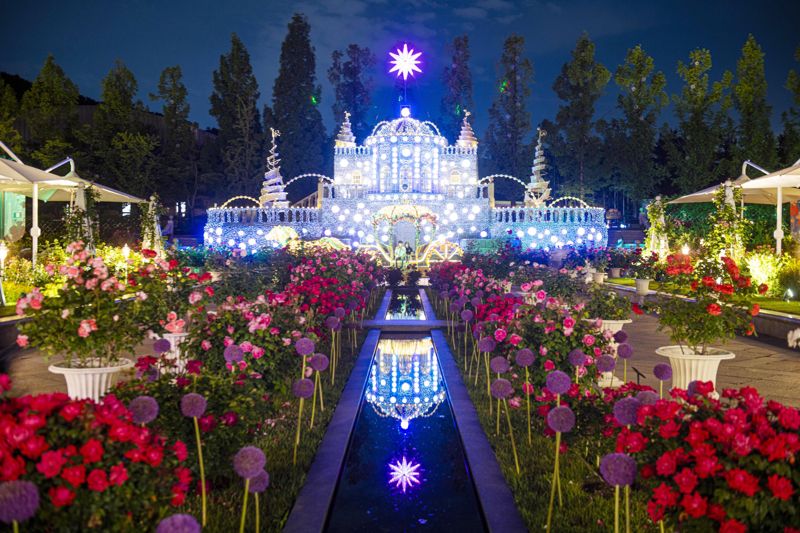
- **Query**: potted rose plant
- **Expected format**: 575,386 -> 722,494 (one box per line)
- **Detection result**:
629,251 -> 659,295
607,248 -> 630,279
588,248 -> 610,284
15,241 -> 145,401
583,286 -> 632,333
653,254 -> 763,391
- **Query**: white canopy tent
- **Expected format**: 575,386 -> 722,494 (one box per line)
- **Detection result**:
0,141 -> 144,265
669,173 -> 800,206
740,161 -> 800,255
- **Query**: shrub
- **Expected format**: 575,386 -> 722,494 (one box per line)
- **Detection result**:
405,269 -> 422,286
386,268 -> 403,287
584,287 -> 632,320
778,257 -> 800,299
744,247 -> 783,297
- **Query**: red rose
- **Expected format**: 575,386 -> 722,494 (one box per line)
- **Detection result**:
656,451 -> 677,475
198,414 -> 217,433
673,467 -> 698,494
19,434 -> 49,459
632,303 -> 644,315
61,464 -> 86,487
680,492 -> 707,518
0,455 -> 25,481
725,468 -> 760,496
145,446 -> 164,467
767,474 -> 794,501
778,407 -> 800,430
80,439 -> 104,463
37,449 -> 67,478
142,249 -> 157,258
758,283 -> 768,294
172,440 -> 188,461
109,463 -> 128,486
706,303 -> 722,316
652,482 -> 679,507
49,486 -> 76,507
59,402 -> 84,422
87,468 -> 109,492
720,519 -> 747,533
750,304 -> 760,316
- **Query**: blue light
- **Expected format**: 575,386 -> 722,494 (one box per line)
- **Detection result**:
388,456 -> 421,492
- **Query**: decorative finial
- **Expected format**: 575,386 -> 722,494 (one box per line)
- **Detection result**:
267,128 -> 281,172
456,109 -> 478,148
335,111 -> 356,147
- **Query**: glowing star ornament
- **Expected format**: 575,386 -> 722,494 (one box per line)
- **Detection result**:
388,456 -> 421,493
389,44 -> 422,80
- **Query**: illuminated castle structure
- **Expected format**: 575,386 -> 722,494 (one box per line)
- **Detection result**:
204,46 -> 606,262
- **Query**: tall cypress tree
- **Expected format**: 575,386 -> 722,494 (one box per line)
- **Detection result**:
734,35 -> 776,169
439,35 -> 474,143
780,45 -> 800,166
543,33 -> 610,201
270,13 -> 327,200
19,54 -> 79,149
328,44 -> 375,142
210,33 -> 263,196
483,34 -> 533,201
0,78 -> 23,154
666,49 -> 732,193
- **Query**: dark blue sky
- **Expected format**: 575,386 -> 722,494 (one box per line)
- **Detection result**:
1,0 -> 798,144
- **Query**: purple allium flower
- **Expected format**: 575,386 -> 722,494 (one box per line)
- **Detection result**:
545,370 -> 571,395
653,363 -> 672,381
477,337 -> 496,353
471,297 -> 481,307
596,355 -> 617,373
439,290 -> 448,300
515,348 -> 535,367
153,338 -> 172,354
599,453 -> 637,487
308,353 -> 330,372
334,307 -> 346,319
249,470 -> 270,493
568,349 -> 587,367
460,309 -> 474,322
636,391 -> 659,406
180,393 -> 207,418
617,343 -> 633,360
128,395 -> 159,425
613,330 -> 628,344
687,380 -> 700,397
295,337 -> 315,356
449,302 -> 460,313
547,405 -> 576,433
476,290 -> 484,299
490,356 -> 510,374
292,378 -> 315,399
223,344 -> 244,364
457,296 -> 469,307
325,316 -> 340,330
0,480 -> 39,524
490,378 -> 513,399
233,446 -> 267,479
156,514 -> 201,533
613,397 -> 641,426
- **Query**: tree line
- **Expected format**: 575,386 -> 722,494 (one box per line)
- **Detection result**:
1,13 -> 799,230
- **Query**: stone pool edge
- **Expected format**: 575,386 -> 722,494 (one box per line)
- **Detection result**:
283,329 -> 381,533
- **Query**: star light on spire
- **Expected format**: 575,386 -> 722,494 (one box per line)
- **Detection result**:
389,44 -> 422,80
388,456 -> 421,493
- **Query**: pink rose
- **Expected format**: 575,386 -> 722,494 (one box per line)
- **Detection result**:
201,340 -> 212,351
494,329 -> 507,342
583,334 -> 596,347
543,359 -> 555,371
16,334 -> 28,347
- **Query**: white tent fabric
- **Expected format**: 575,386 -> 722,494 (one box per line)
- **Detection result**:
669,174 -> 800,205
740,162 -> 800,254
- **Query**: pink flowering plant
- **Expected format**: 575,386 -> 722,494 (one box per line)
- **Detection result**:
15,241 -> 146,367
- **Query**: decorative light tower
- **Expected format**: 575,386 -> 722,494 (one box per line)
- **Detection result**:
456,110 -> 478,149
524,128 -> 552,208
335,111 -> 357,148
259,128 -> 289,208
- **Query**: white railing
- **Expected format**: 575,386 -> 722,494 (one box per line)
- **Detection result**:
206,206 -> 320,225
492,206 -> 605,226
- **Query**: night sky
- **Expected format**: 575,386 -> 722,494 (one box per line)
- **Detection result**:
1,0 -> 798,143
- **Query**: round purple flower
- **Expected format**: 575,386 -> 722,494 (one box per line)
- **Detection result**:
460,309 -> 474,322
334,307 -> 346,319
295,337 -> 315,356
515,348 -> 535,367
653,363 -> 672,381
568,349 -> 587,367
325,316 -> 340,330
156,514 -> 201,533
545,370 -> 571,395
292,378 -> 315,399
249,470 -> 270,493
613,397 -> 641,426
596,355 -> 617,373
490,356 -> 510,374
687,380 -> 700,397
613,330 -> 628,344
308,353 -> 330,372
476,290 -> 484,299
477,337 -> 496,353
636,391 -> 659,406
128,395 -> 159,425
599,453 -> 637,487
223,344 -> 244,364
449,302 -> 460,313
490,378 -> 513,399
470,297 -> 481,307
547,405 -> 576,433
616,343 -> 633,360
153,338 -> 172,354
233,446 -> 266,479
180,393 -> 207,418
0,480 -> 39,524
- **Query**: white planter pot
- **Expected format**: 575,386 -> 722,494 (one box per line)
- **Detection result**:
609,267 -> 622,278
49,358 -> 134,402
592,272 -> 606,284
583,318 -> 632,334
161,332 -> 190,373
655,345 -> 735,391
635,279 -> 651,296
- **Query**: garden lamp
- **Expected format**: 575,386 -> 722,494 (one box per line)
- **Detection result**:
0,241 -> 8,306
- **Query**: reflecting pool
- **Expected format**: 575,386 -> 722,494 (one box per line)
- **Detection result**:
325,334 -> 486,532
385,289 -> 426,320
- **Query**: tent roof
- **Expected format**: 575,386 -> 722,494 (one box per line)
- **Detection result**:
669,174 -> 800,205
740,163 -> 800,190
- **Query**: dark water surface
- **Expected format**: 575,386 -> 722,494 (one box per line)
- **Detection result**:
385,289 -> 426,320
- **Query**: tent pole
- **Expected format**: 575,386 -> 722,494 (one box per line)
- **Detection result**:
776,187 -> 783,256
31,183 -> 40,268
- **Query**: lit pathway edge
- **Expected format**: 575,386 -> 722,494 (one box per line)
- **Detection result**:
283,329 -> 381,533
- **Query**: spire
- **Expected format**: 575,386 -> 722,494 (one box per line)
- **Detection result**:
524,128 -> 551,207
259,128 -> 289,208
335,111 -> 356,147
456,109 -> 478,148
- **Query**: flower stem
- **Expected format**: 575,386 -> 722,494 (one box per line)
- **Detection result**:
255,492 -> 260,533
614,485 -> 620,533
193,416 -> 207,526
495,373 -> 501,436
504,399 -> 520,475
310,372 -> 317,429
239,478 -> 250,533
485,354 -> 492,415
293,356 -> 307,465
13,521 -> 18,533
525,367 -> 531,446
545,431 -> 560,532
625,485 -> 630,533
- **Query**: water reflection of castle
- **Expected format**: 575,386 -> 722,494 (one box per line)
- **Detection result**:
204,108 -> 607,260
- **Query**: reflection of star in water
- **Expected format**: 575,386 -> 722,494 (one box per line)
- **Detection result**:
388,456 -> 421,493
